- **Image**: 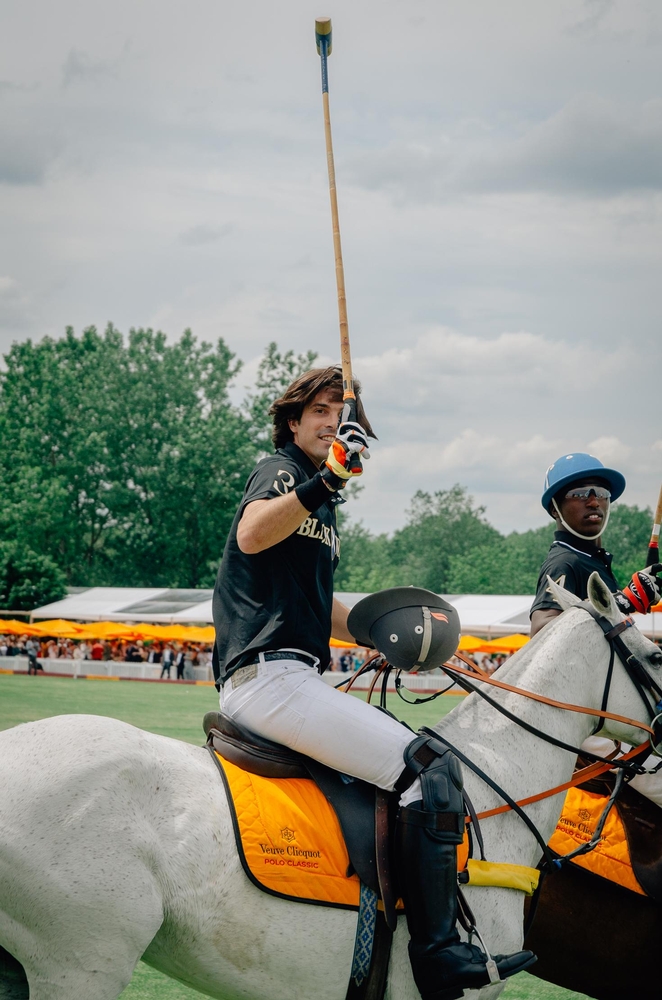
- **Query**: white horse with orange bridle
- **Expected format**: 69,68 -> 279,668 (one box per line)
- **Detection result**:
1,574 -> 661,1000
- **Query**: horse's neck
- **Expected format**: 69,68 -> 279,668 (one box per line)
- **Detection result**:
436,610 -> 606,802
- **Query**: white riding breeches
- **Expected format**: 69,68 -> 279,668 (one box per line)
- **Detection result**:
219,654 -> 422,806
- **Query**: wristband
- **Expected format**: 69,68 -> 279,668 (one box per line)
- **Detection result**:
295,473 -> 336,513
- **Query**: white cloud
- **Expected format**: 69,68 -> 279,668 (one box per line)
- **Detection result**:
0,276 -> 19,297
61,48 -> 122,88
586,436 -> 632,465
354,326 -> 623,427
348,95 -> 662,202
178,223 -> 233,247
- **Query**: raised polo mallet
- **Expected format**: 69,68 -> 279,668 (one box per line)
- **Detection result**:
647,484 -> 662,566
315,16 -> 362,474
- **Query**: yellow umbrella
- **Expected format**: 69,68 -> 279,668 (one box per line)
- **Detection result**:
31,619 -> 90,638
457,635 -> 487,652
0,619 -> 42,636
132,624 -> 192,641
86,622 -> 142,640
483,634 -> 530,653
181,626 -> 215,643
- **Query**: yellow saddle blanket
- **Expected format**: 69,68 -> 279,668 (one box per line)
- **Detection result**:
215,753 -> 363,908
214,752 -> 541,908
548,787 -> 645,895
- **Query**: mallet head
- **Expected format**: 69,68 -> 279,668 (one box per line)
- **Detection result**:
315,16 -> 332,56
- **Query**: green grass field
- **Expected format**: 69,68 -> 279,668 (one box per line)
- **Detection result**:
0,674 -> 591,999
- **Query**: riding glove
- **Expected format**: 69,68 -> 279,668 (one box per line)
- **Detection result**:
615,565 -> 662,615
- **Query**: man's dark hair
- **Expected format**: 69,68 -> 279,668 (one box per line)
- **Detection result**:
270,365 -> 376,450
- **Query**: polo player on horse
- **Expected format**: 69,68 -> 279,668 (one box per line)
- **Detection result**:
212,366 -> 534,1000
530,452 -> 662,807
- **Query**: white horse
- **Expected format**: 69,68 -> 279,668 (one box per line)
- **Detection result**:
1,574 -> 661,1000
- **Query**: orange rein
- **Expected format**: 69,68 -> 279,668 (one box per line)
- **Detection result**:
450,651 -> 656,738
336,648 -> 653,823
447,651 -> 653,821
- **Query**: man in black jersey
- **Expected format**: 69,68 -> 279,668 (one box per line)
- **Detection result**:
213,366 -> 533,1000
530,452 -> 660,637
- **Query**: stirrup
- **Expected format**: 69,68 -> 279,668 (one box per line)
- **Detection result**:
468,926 -> 501,985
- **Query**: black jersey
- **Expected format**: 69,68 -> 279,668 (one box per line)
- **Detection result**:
212,441 -> 340,688
529,530 -> 619,617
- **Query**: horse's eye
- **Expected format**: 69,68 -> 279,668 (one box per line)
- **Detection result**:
649,651 -> 662,668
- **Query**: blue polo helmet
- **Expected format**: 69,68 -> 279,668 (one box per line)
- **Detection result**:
541,453 -> 626,512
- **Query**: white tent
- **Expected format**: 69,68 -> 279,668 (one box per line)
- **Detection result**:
29,586 -> 662,639
30,587 -> 215,624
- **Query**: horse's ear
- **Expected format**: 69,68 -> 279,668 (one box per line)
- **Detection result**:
546,575 -> 583,611
587,572 -> 621,622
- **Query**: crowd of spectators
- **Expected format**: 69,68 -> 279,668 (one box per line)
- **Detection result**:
0,632 -> 213,680
330,649 -> 368,672
328,648 -> 510,675
3,632 -> 510,680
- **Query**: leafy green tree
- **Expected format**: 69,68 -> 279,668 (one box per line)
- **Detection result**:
603,503 -> 653,587
446,524 -> 554,594
387,486 -> 501,592
0,325 -> 256,588
0,543 -> 66,610
333,519 -> 400,593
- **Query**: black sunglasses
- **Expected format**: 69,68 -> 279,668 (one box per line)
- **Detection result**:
564,486 -> 611,501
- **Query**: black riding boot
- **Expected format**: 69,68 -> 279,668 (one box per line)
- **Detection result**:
395,737 -> 536,1000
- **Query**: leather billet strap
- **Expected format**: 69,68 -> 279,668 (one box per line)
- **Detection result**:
393,732 -> 450,794
397,807 -> 464,835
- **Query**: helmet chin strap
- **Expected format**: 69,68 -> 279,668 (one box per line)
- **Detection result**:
552,497 -> 610,542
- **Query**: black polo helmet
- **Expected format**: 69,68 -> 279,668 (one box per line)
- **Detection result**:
347,587 -> 461,672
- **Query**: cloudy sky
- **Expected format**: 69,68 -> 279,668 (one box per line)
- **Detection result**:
2,0 -> 660,536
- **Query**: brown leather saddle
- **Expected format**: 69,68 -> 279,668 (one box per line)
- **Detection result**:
203,711 -> 398,925
578,765 -> 662,900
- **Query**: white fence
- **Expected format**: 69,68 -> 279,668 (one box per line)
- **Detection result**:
6,656 -> 213,683
5,657 -> 462,693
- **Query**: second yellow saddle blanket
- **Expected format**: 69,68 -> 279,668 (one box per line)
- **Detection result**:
214,752 -> 361,908
548,786 -> 645,895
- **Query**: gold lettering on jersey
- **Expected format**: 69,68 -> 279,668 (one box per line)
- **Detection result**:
296,519 -> 339,555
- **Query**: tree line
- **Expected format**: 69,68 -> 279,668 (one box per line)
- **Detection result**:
334,487 -> 651,596
0,326 -> 652,610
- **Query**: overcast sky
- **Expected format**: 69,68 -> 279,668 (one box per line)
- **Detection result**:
1,0 -> 660,536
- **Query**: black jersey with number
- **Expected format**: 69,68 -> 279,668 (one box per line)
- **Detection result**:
529,530 -> 619,617
212,441 -> 340,688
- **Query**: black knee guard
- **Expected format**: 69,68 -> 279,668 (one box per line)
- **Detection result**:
397,734 -> 465,843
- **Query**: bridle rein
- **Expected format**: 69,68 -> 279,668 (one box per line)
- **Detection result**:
348,602 -> 662,870
415,601 -> 662,892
